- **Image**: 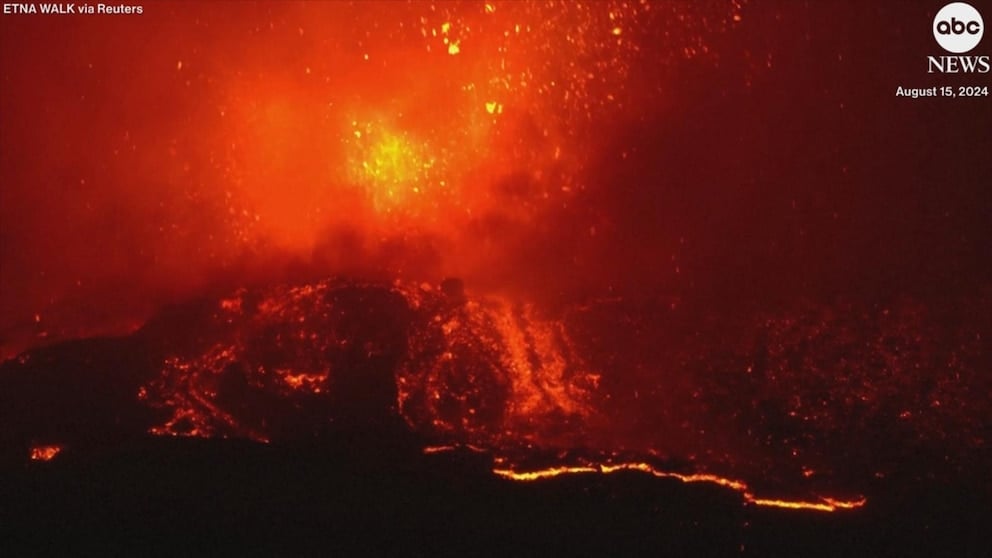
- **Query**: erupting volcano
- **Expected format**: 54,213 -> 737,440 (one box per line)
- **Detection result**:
2,1 -> 990,555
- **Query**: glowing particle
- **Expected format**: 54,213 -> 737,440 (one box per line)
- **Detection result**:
176,60 -> 183,70
448,42 -> 460,55
485,101 -> 501,114
484,3 -> 495,14
612,27 -> 622,36
441,22 -> 451,34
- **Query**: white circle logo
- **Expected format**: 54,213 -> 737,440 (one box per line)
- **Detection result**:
933,2 -> 984,53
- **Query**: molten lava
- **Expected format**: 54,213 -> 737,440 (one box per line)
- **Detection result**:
29,444 -> 62,462
136,277 -> 878,511
491,461 -> 866,513
125,278 -> 989,512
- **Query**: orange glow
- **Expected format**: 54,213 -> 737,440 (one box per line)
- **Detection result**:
30,445 -> 62,462
206,0 -> 669,258
280,372 -> 326,393
493,462 -> 867,513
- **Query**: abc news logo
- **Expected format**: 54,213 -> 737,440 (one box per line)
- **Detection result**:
928,2 -> 989,73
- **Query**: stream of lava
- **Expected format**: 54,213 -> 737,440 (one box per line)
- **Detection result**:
491,463 -> 866,513
29,444 -> 62,462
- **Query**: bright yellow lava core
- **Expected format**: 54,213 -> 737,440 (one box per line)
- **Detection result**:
349,124 -> 437,213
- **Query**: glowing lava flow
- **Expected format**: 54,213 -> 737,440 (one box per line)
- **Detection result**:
493,462 -> 867,513
29,444 -> 62,462
132,279 -> 990,514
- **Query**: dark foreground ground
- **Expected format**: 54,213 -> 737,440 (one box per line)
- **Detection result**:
1,437 -> 988,558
